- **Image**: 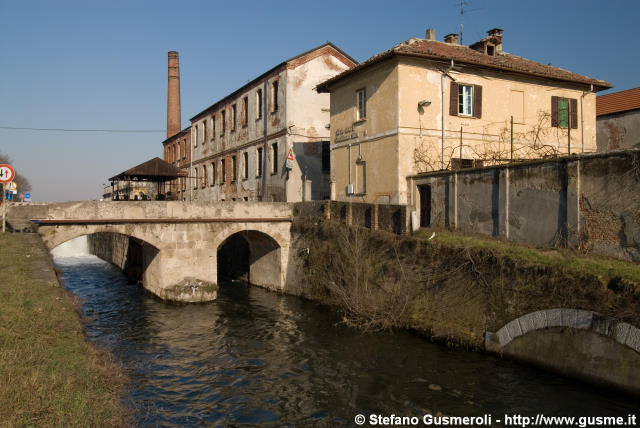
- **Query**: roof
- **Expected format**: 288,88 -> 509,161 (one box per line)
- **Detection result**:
109,157 -> 187,182
161,126 -> 190,146
317,38 -> 611,93
190,42 -> 357,122
596,87 -> 640,116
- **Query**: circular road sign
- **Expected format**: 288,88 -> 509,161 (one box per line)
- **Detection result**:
0,164 -> 15,184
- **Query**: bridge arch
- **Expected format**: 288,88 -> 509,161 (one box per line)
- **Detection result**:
485,308 -> 640,394
216,228 -> 283,291
40,224 -> 164,252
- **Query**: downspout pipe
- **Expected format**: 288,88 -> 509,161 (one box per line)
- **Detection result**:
441,60 -> 455,170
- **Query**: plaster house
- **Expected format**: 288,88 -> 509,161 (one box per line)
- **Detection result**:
316,29 -> 611,205
596,87 -> 640,152
188,43 -> 356,202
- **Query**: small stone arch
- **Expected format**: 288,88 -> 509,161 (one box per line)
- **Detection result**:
39,224 -> 164,252
486,308 -> 640,355
216,229 -> 283,291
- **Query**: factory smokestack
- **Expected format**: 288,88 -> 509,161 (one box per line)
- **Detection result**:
167,51 -> 181,139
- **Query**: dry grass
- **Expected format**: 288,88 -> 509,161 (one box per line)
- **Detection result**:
0,234 -> 129,427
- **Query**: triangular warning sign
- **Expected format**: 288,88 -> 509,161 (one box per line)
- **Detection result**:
286,148 -> 294,160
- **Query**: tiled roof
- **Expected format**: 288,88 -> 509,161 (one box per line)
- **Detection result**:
109,157 -> 187,182
317,38 -> 611,92
596,87 -> 640,116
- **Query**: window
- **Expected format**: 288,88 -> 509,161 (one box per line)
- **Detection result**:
202,165 -> 207,188
194,125 -> 198,146
242,97 -> 248,126
271,142 -> 278,174
211,115 -> 216,140
322,141 -> 330,172
231,104 -> 237,131
193,167 -> 199,189
221,110 -> 226,134
459,85 -> 473,116
272,80 -> 279,112
211,162 -> 216,185
181,177 -> 186,191
242,152 -> 248,179
220,159 -> 226,183
551,96 -> 577,129
356,88 -> 366,120
231,155 -> 237,181
451,158 -> 483,170
256,89 -> 263,119
182,140 -> 186,159
202,120 -> 207,143
257,147 -> 263,177
450,82 -> 482,118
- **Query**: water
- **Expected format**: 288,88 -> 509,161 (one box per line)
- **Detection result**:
53,240 -> 638,427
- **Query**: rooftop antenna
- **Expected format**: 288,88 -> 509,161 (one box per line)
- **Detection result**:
457,0 -> 481,45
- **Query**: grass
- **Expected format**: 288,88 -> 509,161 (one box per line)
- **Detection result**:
414,228 -> 640,285
0,234 -> 128,427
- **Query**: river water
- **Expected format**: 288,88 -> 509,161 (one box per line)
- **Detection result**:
52,238 -> 637,427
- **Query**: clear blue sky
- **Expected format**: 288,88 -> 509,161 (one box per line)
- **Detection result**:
1,0 -> 638,201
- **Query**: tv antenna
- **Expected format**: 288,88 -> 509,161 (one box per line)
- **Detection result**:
457,0 -> 482,45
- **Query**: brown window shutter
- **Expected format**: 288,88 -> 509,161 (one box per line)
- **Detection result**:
570,98 -> 578,129
473,85 -> 482,118
450,82 -> 458,116
551,96 -> 559,127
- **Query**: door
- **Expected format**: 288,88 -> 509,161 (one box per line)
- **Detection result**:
418,184 -> 431,227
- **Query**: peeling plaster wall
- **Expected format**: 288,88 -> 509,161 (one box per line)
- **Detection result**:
411,150 -> 640,261
596,109 -> 640,152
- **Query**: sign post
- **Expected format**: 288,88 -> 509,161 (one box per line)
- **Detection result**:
0,164 -> 16,233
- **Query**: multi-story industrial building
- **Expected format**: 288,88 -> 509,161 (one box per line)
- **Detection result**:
188,43 -> 356,202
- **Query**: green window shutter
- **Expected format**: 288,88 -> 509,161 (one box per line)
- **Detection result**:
450,82 -> 459,116
570,98 -> 578,129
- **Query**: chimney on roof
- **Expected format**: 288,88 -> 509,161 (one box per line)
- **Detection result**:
444,33 -> 458,44
167,51 -> 181,139
425,28 -> 436,41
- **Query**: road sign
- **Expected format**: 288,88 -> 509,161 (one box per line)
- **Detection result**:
285,148 -> 295,169
7,182 -> 17,191
25,193 -> 31,200
0,165 -> 15,184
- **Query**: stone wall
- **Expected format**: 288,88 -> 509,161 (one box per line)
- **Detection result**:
410,150 -> 640,261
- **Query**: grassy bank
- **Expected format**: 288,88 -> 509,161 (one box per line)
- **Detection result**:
0,234 -> 127,427
293,218 -> 640,347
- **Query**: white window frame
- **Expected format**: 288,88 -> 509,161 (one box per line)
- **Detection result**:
459,84 -> 473,116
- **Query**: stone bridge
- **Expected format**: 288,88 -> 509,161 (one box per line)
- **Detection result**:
8,201 -> 294,302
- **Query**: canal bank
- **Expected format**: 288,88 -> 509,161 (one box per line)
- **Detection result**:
290,217 -> 640,395
0,233 -> 128,426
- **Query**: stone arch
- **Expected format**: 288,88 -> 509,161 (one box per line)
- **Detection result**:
39,224 -> 164,252
486,308 -> 640,354
216,228 -> 283,291
485,308 -> 640,394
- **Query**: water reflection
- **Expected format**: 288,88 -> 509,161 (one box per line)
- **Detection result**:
54,254 -> 638,427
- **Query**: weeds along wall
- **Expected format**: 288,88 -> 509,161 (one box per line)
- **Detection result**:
289,218 -> 640,393
409,149 -> 640,262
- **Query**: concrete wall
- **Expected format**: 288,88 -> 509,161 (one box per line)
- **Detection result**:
597,109 -> 640,152
410,150 -> 640,261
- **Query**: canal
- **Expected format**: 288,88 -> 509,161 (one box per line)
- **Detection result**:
52,239 -> 638,427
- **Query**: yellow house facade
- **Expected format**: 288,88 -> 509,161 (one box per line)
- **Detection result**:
317,29 -> 611,204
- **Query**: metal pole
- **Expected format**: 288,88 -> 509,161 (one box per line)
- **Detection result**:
2,183 -> 6,233
568,102 -> 571,155
510,115 -> 514,162
459,126 -> 463,165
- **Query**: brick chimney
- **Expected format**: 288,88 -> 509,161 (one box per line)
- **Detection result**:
425,28 -> 436,41
444,33 -> 458,44
167,51 -> 181,139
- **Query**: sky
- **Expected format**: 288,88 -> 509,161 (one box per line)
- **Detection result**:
1,0 -> 638,202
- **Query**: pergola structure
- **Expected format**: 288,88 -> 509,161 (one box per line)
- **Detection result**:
108,157 -> 187,201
